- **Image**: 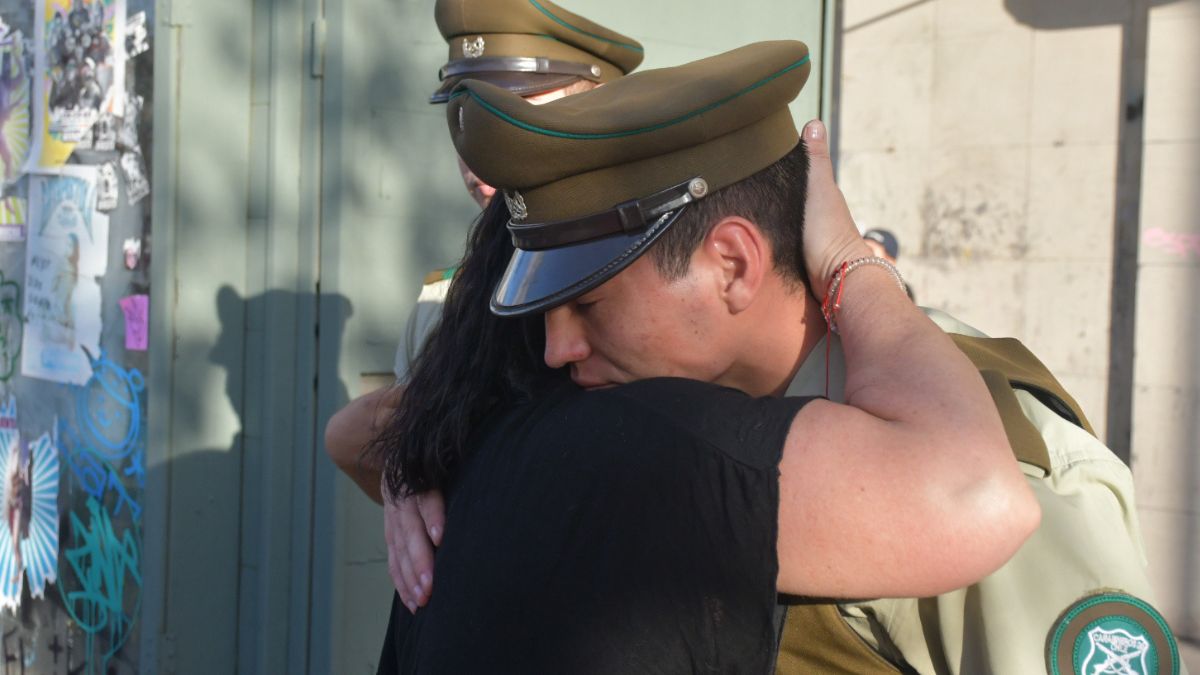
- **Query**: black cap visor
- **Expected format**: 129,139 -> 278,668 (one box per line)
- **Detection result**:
490,207 -> 686,317
430,71 -> 582,104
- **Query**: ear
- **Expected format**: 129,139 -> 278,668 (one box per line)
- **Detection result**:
699,217 -> 768,314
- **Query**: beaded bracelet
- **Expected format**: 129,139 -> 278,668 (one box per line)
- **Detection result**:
820,257 -> 906,334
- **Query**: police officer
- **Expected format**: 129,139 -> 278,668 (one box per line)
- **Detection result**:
396,35 -> 1185,674
322,0 -> 644,590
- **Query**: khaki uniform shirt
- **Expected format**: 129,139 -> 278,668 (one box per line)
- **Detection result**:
392,276 -> 453,382
785,308 -> 1180,675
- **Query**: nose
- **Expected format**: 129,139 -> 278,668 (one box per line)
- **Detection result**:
544,306 -> 590,369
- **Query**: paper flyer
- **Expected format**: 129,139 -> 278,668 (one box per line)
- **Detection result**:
26,0 -> 126,171
21,166 -> 107,385
119,294 -> 147,350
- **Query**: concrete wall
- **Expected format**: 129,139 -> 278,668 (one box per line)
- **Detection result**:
836,0 -> 1198,646
1132,0 -> 1200,641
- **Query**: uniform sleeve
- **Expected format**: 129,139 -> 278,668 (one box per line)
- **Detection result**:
838,391 -> 1178,675
393,279 -> 452,382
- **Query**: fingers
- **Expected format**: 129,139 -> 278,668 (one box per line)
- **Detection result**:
799,119 -> 872,291
418,490 -> 446,547
802,119 -> 833,178
385,493 -> 438,614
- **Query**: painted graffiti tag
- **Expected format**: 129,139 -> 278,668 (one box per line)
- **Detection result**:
1143,227 -> 1200,259
59,421 -> 141,523
58,498 -> 141,675
75,350 -> 143,462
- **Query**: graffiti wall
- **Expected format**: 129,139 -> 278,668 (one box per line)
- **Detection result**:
0,0 -> 152,672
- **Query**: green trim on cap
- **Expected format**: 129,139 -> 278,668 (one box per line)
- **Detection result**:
456,54 -> 811,140
528,0 -> 644,52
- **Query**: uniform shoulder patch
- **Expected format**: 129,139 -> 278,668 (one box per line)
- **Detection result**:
1047,591 -> 1180,675
422,267 -> 458,285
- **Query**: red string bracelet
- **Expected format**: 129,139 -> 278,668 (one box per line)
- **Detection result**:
819,257 -> 906,397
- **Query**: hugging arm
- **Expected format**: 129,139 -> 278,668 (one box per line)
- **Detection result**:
384,121 -> 1040,607
323,385 -> 399,505
772,121 -> 1038,598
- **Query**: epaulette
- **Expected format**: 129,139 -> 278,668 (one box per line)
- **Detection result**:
951,335 -> 1097,476
422,267 -> 458,285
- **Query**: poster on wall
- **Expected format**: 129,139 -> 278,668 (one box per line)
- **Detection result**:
26,0 -> 125,171
0,399 -> 61,613
0,20 -> 30,184
21,165 -> 107,385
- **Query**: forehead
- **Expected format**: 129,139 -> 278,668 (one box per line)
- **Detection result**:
577,254 -> 660,298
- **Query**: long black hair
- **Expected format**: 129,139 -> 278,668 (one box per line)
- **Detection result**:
369,198 -> 564,498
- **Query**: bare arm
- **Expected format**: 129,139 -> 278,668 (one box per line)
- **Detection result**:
323,384 -> 402,504
774,121 -> 1039,598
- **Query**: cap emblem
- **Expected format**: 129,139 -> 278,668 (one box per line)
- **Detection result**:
462,36 -> 486,58
505,190 -> 528,221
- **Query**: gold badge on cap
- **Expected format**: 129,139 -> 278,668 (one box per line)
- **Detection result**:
462,36 -> 485,58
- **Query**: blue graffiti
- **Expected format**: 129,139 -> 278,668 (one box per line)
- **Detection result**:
58,498 -> 141,675
59,421 -> 141,523
75,351 -> 144,463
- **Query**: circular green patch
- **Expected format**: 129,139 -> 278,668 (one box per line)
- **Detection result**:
1047,591 -> 1179,675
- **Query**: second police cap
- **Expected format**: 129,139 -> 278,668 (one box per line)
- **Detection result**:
446,40 -> 812,316
431,0 -> 645,104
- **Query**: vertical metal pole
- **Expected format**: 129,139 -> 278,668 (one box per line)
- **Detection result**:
1105,0 -> 1150,465
823,0 -> 844,176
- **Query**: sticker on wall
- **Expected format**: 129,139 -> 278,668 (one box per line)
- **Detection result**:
79,110 -> 117,152
26,0 -> 127,171
0,22 -> 30,185
0,196 -> 25,242
0,401 -> 61,612
96,160 -> 118,211
119,149 -> 147,204
116,93 -> 140,150
121,236 -> 139,270
21,166 -> 107,385
0,271 -> 21,382
118,294 -> 146,351
125,11 -> 147,59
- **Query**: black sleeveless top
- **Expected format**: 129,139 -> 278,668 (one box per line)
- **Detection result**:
378,377 -> 813,674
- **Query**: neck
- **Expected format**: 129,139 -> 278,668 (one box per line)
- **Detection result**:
721,286 -> 827,397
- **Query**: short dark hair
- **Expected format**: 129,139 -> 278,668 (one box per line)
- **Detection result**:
648,140 -> 809,286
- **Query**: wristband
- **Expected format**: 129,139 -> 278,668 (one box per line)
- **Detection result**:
820,257 -> 906,334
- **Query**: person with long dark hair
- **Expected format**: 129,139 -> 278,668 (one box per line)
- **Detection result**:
323,0 -> 642,503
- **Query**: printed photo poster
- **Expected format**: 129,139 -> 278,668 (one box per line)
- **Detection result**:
0,20 -> 30,185
27,0 -> 125,171
0,399 -> 60,612
22,166 -> 107,385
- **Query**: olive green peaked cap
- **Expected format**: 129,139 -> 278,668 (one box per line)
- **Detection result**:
431,0 -> 644,103
447,40 -> 811,316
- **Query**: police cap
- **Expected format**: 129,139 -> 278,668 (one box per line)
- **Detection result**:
431,0 -> 644,104
446,40 -> 812,316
